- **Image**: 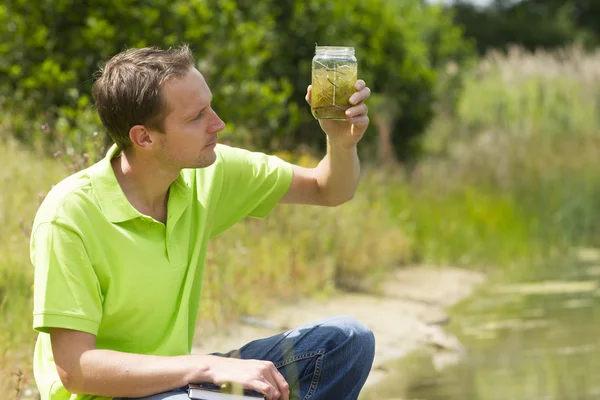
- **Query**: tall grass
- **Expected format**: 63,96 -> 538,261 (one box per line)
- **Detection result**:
198,176 -> 409,331
0,138 -> 68,397
460,46 -> 600,137
419,45 -> 600,278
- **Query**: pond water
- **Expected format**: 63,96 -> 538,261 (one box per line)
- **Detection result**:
362,253 -> 600,400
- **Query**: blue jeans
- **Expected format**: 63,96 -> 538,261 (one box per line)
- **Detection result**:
116,315 -> 375,400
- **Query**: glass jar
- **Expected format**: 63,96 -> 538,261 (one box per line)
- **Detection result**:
311,46 -> 358,120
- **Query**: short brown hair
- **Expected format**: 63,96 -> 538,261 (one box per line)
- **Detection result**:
92,45 -> 195,151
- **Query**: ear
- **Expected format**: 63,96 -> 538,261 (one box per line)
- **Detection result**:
129,125 -> 155,150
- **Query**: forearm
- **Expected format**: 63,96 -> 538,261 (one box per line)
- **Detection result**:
314,140 -> 360,206
66,349 -> 214,397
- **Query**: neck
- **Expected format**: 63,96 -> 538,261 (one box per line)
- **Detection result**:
111,151 -> 180,222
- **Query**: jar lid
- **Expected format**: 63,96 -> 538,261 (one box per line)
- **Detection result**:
315,46 -> 355,56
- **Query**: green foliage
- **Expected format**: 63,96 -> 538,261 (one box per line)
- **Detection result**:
451,0 -> 600,54
457,50 -> 600,139
0,138 -> 68,397
392,184 -> 539,269
0,0 -> 295,158
200,173 -> 410,326
419,47 -> 600,271
262,0 -> 475,160
0,0 -> 472,162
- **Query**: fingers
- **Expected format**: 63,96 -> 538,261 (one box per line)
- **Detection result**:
345,103 -> 368,119
260,373 -> 280,400
349,85 -> 371,106
305,85 -> 312,105
259,361 -> 289,400
209,357 -> 289,400
251,380 -> 279,400
267,362 -> 290,400
349,115 -> 370,130
246,361 -> 288,400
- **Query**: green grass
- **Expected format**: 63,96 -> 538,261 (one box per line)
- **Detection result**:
0,137 -> 69,397
197,169 -> 411,330
394,185 -> 538,268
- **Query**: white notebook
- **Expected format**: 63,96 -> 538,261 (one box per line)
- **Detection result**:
188,383 -> 265,400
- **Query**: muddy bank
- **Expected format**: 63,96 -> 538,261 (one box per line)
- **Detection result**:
191,266 -> 485,387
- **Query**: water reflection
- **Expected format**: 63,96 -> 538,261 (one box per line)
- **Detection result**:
362,257 -> 600,400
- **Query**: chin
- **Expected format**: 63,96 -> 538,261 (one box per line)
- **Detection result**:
195,150 -> 217,169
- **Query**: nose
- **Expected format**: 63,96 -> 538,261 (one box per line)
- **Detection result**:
209,109 -> 226,133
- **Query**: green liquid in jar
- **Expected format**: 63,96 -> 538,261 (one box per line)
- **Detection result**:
311,62 -> 357,120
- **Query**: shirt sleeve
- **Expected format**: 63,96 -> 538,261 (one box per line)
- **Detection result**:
209,145 -> 293,238
31,222 -> 103,335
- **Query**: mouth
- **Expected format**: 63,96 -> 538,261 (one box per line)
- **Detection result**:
205,137 -> 218,148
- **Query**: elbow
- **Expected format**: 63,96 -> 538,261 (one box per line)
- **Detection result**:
50,328 -> 97,395
324,193 -> 355,207
57,365 -> 87,394
58,371 -> 82,394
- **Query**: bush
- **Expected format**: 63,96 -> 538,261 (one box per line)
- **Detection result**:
260,0 -> 475,161
0,0 -> 295,158
0,0 -> 473,162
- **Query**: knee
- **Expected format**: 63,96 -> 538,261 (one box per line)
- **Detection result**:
324,315 -> 375,359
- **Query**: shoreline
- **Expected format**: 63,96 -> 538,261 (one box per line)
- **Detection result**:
191,265 -> 485,388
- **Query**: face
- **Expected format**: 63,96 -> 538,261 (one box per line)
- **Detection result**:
154,68 -> 226,169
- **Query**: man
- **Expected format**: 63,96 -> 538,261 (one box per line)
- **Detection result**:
31,45 -> 374,400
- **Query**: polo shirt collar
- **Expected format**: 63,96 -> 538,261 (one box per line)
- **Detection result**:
90,144 -> 190,224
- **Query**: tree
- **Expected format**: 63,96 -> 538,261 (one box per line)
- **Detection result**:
1,0 -> 473,163
262,0 -> 474,162
451,0 -> 599,55
0,0 -> 293,157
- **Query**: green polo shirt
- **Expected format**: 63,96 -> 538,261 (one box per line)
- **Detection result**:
30,144 -> 293,400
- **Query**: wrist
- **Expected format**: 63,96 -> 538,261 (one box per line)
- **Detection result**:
326,137 -> 358,152
182,354 -> 217,385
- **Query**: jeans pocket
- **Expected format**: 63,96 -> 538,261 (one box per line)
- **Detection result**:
302,353 -> 323,400
275,350 -> 325,400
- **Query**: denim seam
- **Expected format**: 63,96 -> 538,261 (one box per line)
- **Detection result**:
274,349 -> 326,369
303,353 -> 323,400
274,349 -> 325,400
